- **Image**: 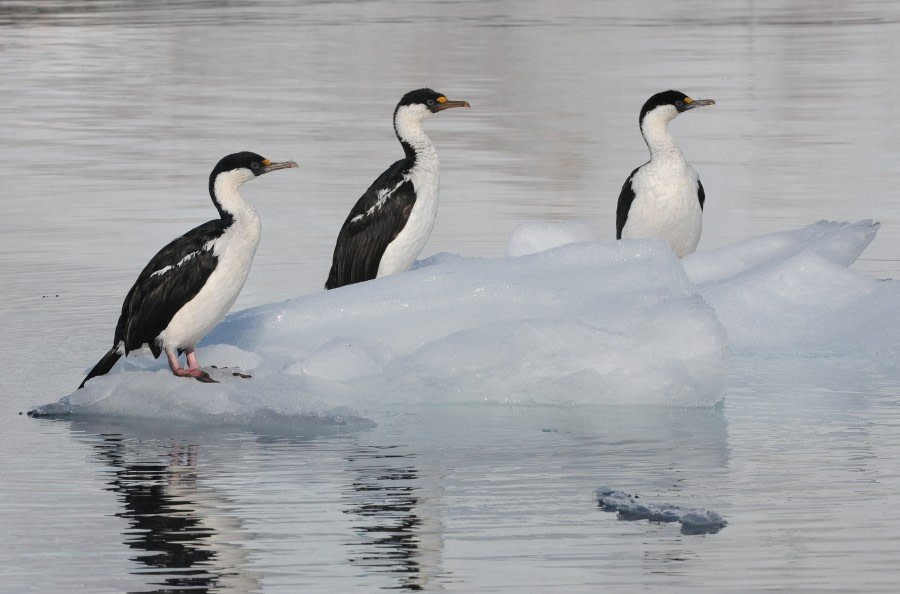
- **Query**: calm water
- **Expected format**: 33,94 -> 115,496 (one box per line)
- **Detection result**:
2,1 -> 900,592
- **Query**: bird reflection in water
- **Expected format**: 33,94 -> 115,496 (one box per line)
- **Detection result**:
92,434 -> 260,593
344,445 -> 447,591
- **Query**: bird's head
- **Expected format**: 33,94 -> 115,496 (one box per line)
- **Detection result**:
208,152 -> 298,218
393,88 -> 470,140
210,151 -> 299,188
639,90 -> 715,128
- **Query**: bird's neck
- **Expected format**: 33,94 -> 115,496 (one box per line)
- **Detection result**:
210,171 -> 260,227
641,113 -> 683,161
395,114 -> 437,165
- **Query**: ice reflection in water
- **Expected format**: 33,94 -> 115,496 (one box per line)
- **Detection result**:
55,404 -> 730,592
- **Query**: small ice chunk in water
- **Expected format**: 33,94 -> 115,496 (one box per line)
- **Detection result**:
680,510 -> 729,535
596,487 -> 727,535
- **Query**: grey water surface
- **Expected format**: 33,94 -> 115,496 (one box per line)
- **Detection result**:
2,1 -> 900,592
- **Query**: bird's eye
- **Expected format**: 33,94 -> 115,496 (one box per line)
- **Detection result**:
251,162 -> 260,169
426,99 -> 435,106
675,100 -> 684,107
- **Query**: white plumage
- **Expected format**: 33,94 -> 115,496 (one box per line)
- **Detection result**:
160,171 -> 262,351
617,90 -> 714,258
377,103 -> 442,277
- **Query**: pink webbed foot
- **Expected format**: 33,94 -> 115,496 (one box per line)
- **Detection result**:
172,367 -> 218,384
167,350 -> 218,383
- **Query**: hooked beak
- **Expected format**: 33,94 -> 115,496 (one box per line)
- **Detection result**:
260,160 -> 299,174
430,99 -> 471,113
683,98 -> 715,110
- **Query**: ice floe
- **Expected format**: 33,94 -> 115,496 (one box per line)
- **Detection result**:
31,220 -> 896,425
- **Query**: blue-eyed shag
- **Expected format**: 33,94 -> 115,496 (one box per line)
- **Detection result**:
78,152 -> 298,389
325,88 -> 470,289
616,90 -> 715,257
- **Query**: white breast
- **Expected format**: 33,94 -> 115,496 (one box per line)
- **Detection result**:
160,214 -> 261,351
377,149 -> 440,277
622,158 -> 703,258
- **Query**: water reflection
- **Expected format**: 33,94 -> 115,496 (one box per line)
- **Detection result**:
53,402 -> 734,591
343,445 -> 447,591
0,0 -> 271,27
71,418 -> 454,592
86,427 -> 261,593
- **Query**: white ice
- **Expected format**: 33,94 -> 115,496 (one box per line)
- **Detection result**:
31,220 -> 897,426
684,220 -> 896,361
506,220 -> 598,257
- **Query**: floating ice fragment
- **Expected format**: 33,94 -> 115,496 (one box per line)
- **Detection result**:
596,487 -> 727,535
680,510 -> 728,535
33,219 -> 896,424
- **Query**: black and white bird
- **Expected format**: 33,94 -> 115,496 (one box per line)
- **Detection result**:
325,88 -> 469,289
616,90 -> 715,258
78,152 -> 298,389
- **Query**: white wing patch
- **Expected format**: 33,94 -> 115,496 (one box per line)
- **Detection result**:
149,246 -> 210,278
351,177 -> 409,224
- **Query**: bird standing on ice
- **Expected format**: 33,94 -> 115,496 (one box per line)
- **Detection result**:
616,90 -> 715,257
325,88 -> 470,289
78,152 -> 298,389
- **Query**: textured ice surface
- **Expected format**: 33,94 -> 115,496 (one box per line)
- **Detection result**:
688,221 -> 897,363
596,487 -> 727,535
683,220 -> 881,285
30,220 -> 895,425
506,220 -> 598,257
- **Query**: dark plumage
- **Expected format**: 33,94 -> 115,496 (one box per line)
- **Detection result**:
78,152 -> 298,389
325,88 -> 469,290
326,163 -> 418,288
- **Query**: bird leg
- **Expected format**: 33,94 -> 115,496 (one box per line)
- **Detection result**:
167,349 -> 217,384
185,348 -> 201,371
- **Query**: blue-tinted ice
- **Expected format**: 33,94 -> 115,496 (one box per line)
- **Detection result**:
30,220 -> 894,428
597,487 -> 727,535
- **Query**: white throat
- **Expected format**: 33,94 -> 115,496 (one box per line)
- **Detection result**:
213,169 -> 259,221
640,107 -> 682,159
160,168 -> 262,352
394,104 -> 437,158
375,104 -> 443,277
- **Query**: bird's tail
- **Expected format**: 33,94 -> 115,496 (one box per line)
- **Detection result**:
78,344 -> 123,390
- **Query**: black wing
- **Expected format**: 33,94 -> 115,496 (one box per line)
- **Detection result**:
325,159 -> 417,289
114,220 -> 225,357
616,165 -> 642,240
697,178 -> 706,211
